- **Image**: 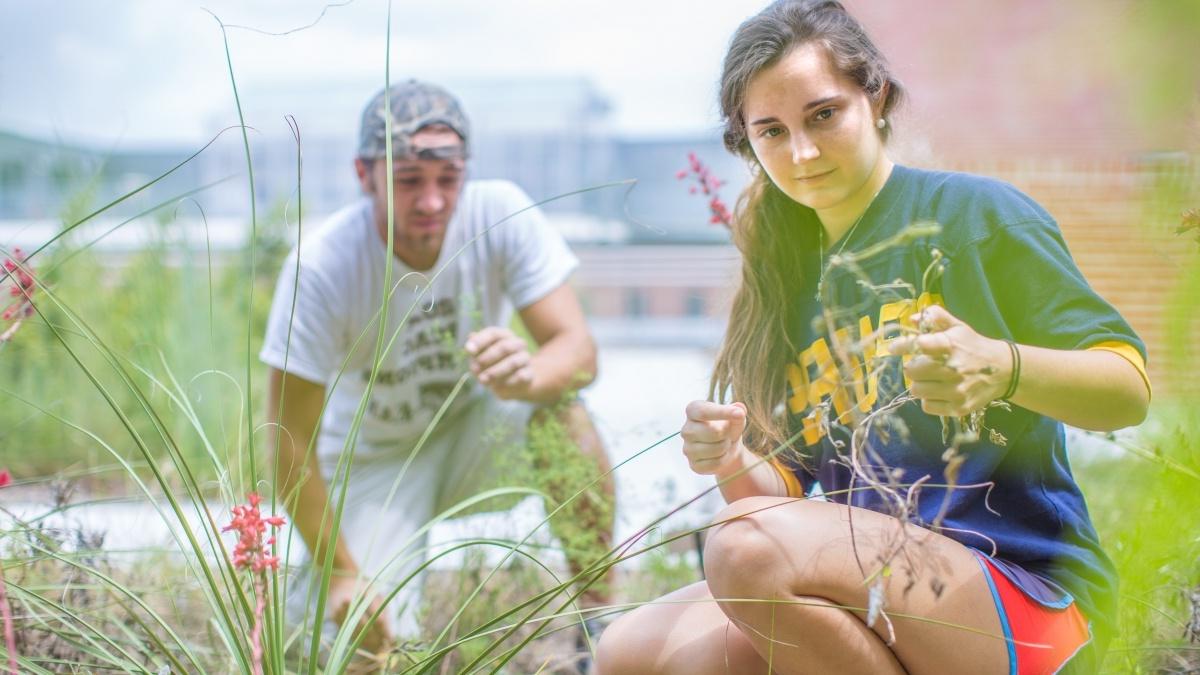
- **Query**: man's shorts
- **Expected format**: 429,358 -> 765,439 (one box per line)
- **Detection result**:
284,395 -> 535,641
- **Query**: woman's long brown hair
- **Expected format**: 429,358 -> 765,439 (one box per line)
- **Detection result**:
711,0 -> 905,458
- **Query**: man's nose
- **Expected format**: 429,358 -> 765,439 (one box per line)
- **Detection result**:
415,184 -> 444,214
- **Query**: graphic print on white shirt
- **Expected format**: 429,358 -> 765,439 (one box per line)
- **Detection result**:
259,180 -> 578,458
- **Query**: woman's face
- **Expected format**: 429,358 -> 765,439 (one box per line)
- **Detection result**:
743,42 -> 886,218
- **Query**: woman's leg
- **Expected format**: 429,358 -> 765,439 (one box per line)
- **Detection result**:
594,579 -> 906,674
594,582 -> 770,675
703,496 -> 1009,675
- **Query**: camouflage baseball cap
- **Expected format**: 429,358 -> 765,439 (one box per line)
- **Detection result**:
357,80 -> 470,160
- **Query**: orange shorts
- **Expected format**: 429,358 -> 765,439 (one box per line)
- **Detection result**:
973,552 -> 1093,674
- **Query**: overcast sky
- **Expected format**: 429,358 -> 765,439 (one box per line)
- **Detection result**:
1,0 -> 778,148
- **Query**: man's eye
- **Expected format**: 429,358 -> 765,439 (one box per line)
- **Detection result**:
438,176 -> 462,188
396,178 -> 421,188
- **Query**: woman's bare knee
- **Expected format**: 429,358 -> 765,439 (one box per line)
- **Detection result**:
703,497 -> 821,600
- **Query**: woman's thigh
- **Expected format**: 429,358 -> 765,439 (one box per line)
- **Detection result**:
703,496 -> 1010,675
595,580 -> 908,675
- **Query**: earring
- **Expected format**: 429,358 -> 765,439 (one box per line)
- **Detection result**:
875,118 -> 887,129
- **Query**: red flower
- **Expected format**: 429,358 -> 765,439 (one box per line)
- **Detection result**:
1,248 -> 36,342
223,492 -> 286,674
0,468 -> 11,488
223,492 -> 286,572
678,154 -> 733,229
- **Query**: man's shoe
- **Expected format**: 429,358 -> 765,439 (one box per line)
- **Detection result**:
572,616 -> 609,674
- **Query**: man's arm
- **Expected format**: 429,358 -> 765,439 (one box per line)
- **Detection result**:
466,284 -> 596,405
268,367 -> 393,648
267,367 -> 358,574
518,283 -> 597,399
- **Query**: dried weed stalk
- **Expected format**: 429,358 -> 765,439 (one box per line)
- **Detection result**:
800,221 -> 1009,637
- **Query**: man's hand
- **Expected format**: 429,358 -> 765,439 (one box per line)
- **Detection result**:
682,401 -> 748,475
327,575 -> 392,655
890,305 -> 1012,417
465,326 -> 536,400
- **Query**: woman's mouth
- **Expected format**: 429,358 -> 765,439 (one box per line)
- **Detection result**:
795,169 -> 835,182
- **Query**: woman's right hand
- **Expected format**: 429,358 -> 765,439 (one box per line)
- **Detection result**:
682,400 -> 748,475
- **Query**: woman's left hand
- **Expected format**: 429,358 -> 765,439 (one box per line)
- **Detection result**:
889,305 -> 1012,417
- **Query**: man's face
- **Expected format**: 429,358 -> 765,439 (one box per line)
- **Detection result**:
355,125 -> 466,270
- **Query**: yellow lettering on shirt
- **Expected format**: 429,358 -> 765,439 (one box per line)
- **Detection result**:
786,362 -> 809,414
790,293 -> 943,445
801,338 -> 838,410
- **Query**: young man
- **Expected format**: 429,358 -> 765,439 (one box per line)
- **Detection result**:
260,80 -> 614,652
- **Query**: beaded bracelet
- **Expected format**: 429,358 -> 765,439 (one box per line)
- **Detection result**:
1001,340 -> 1021,400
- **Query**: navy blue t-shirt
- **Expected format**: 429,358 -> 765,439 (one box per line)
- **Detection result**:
779,164 -> 1145,642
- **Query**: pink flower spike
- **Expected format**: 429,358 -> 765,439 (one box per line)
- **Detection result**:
678,152 -> 734,230
0,469 -> 11,488
2,249 -> 36,336
223,491 -> 287,673
223,492 -> 287,573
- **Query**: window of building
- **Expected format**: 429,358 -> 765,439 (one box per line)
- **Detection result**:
685,290 -> 706,317
625,288 -> 646,318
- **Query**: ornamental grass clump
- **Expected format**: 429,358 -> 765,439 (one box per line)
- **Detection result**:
0,480 -> 207,674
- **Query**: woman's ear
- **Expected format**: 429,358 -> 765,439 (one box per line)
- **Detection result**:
874,80 -> 891,121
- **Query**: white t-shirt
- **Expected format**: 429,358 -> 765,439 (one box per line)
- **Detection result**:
259,179 -> 578,459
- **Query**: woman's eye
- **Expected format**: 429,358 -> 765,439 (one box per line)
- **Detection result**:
814,108 -> 836,122
762,127 -> 784,138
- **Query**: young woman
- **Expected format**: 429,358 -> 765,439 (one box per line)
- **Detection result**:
595,1 -> 1150,673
